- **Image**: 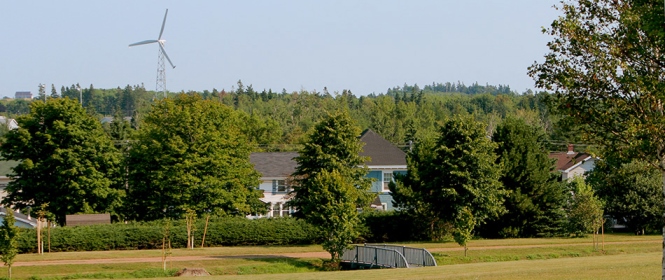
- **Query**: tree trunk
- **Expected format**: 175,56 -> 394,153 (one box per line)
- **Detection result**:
602,218 -> 605,251
200,215 -> 209,248
430,220 -> 435,241
48,220 -> 51,253
162,236 -> 166,271
464,244 -> 468,257
36,219 -> 40,255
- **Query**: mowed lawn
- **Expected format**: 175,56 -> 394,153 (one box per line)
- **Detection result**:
1,234 -> 661,280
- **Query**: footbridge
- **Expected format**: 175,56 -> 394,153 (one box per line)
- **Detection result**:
340,244 -> 437,269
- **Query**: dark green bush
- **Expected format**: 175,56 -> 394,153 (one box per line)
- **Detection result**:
358,211 -> 430,243
16,217 -> 320,253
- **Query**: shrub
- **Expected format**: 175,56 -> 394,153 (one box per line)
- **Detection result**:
358,211 -> 431,243
16,217 -> 320,253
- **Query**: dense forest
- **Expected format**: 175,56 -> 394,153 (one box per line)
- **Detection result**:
0,80 -> 576,152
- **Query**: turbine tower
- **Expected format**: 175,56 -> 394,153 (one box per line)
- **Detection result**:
129,9 -> 175,97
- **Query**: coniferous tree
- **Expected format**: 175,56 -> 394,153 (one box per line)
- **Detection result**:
50,84 -> 59,99
392,116 -> 506,243
484,117 -> 567,237
108,109 -> 132,141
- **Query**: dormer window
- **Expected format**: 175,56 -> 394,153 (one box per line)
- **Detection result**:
275,180 -> 289,192
277,180 -> 286,192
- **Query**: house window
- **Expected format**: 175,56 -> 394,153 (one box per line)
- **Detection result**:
282,205 -> 290,217
383,172 -> 393,191
272,202 -> 281,217
271,202 -> 292,217
277,180 -> 288,192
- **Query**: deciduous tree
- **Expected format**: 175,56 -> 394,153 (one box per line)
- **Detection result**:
288,110 -> 372,262
126,94 -> 264,221
587,155 -> 664,234
528,0 -> 665,274
0,98 -> 124,224
0,209 -> 19,279
565,177 -> 604,240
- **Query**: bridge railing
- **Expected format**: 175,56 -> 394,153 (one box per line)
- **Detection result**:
364,244 -> 437,267
341,245 -> 409,268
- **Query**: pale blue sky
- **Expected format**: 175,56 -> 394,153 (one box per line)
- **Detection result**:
0,1 -> 560,97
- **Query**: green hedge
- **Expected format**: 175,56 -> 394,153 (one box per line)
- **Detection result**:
358,211 -> 431,243
14,212 -> 432,253
16,217 -> 321,253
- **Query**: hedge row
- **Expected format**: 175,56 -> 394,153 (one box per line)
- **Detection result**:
14,212 -> 429,253
16,217 -> 321,253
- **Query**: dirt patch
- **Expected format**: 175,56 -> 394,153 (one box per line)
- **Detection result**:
176,268 -> 210,276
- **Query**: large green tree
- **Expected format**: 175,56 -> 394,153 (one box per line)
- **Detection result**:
484,117 -> 567,237
527,0 -> 665,274
391,116 -> 506,244
288,110 -> 372,262
125,94 -> 264,221
587,155 -> 664,234
0,98 -> 124,224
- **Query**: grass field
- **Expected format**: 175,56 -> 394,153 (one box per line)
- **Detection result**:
1,234 -> 660,280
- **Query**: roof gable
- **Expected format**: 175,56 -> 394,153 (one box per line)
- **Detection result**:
359,129 -> 407,166
548,152 -> 592,172
250,152 -> 298,178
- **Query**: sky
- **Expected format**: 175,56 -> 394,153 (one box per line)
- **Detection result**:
0,1 -> 561,98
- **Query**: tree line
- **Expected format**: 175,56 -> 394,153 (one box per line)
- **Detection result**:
0,81 -> 660,243
1,80 -> 571,149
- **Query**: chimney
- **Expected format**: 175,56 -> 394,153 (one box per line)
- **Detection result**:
567,144 -> 575,155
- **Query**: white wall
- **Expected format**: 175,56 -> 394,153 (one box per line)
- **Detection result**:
563,158 -> 596,180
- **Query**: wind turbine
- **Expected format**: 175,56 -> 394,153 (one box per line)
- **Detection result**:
129,9 -> 175,97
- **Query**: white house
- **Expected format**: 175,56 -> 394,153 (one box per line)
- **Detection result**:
248,129 -> 408,217
0,208 -> 37,228
0,116 -> 18,131
249,152 -> 299,218
0,161 -> 37,228
0,160 -> 18,203
548,144 -> 596,180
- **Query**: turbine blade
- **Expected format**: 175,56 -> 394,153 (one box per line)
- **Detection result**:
160,44 -> 175,69
158,9 -> 168,40
129,40 -> 158,47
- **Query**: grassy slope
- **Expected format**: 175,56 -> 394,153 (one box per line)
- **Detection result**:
198,252 -> 658,280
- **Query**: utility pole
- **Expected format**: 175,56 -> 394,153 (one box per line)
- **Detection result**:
76,84 -> 82,106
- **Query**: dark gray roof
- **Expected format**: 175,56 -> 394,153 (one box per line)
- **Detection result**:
250,152 -> 299,178
250,130 -> 405,177
359,129 -> 407,166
